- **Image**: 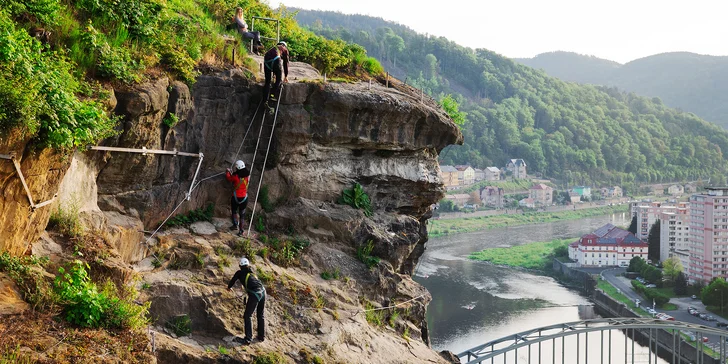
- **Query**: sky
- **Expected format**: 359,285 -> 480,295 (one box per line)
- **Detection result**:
268,0 -> 728,64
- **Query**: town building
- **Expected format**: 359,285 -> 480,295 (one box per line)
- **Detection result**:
659,202 -> 690,266
505,159 -> 527,179
571,186 -> 592,198
454,165 -> 475,186
518,198 -> 535,209
568,192 -> 581,204
529,183 -> 553,207
444,194 -> 470,207
685,183 -> 697,194
568,223 -> 648,267
600,186 -> 623,199
668,185 -> 684,196
688,187 -> 728,283
632,200 -> 682,241
650,184 -> 665,196
439,165 -> 459,187
480,186 -> 504,208
474,168 -> 485,181
485,167 -> 501,181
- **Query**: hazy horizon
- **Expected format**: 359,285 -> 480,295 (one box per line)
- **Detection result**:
270,0 -> 728,64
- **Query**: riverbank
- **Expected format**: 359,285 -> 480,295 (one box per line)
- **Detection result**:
430,204 -> 629,236
468,238 -> 574,269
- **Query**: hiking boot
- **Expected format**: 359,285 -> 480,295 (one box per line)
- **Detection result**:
233,336 -> 252,345
231,222 -> 238,231
238,230 -> 245,237
256,336 -> 265,342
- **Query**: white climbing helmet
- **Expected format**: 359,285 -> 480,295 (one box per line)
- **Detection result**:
239,257 -> 250,267
235,160 -> 245,170
277,41 -> 287,48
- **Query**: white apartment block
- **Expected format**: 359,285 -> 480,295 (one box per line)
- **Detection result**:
632,201 -> 679,241
659,202 -> 690,266
689,187 -> 728,283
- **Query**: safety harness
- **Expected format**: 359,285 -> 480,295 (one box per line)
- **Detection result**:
233,175 -> 249,204
264,49 -> 281,70
244,273 -> 265,301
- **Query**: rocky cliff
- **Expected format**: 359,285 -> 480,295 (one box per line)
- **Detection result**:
0,60 -> 462,363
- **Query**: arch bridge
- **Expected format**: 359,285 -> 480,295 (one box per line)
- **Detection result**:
457,318 -> 728,364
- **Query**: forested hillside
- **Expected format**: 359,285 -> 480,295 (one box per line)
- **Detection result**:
293,9 -> 728,190
517,51 -> 728,128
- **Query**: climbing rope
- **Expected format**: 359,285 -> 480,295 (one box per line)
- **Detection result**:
140,97 -> 265,251
247,85 -> 284,236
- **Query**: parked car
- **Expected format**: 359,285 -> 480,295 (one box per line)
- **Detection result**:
692,295 -> 698,299
716,322 -> 728,327
691,310 -> 700,316
648,308 -> 657,315
645,284 -> 657,288
707,315 -> 717,321
699,313 -> 708,320
702,337 -> 710,343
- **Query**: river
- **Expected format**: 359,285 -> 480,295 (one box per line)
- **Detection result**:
414,212 -> 669,363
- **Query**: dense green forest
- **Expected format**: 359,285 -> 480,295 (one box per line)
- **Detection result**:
517,51 -> 728,128
0,0 -> 382,148
293,9 -> 728,190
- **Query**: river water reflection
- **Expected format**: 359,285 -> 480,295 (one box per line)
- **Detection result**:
415,211 -> 668,362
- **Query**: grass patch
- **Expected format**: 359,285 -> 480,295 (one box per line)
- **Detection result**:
167,314 -> 191,337
364,301 -> 385,326
165,203 -> 214,227
253,352 -> 286,364
431,204 -> 628,237
320,268 -> 340,280
661,303 -> 678,311
597,279 -> 650,317
468,238 -> 573,270
356,240 -> 380,269
48,198 -> 84,237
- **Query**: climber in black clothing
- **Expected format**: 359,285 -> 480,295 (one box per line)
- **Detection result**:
228,257 -> 266,344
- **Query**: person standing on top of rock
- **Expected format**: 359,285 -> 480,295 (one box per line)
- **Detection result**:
226,160 -> 250,236
263,41 -> 289,105
228,257 -> 266,345
232,7 -> 263,55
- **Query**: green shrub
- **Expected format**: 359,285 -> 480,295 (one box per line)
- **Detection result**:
54,260 -> 149,329
0,253 -> 56,310
253,352 -> 286,364
165,203 -> 214,226
356,240 -> 380,269
339,182 -> 372,216
255,215 -> 266,232
320,268 -> 340,280
0,11 -> 117,148
48,198 -> 84,237
167,315 -> 192,337
364,301 -> 385,326
259,185 -> 274,213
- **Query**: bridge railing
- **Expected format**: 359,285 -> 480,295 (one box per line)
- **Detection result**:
457,318 -> 727,364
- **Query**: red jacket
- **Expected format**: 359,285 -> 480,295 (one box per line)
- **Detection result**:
226,168 -> 250,198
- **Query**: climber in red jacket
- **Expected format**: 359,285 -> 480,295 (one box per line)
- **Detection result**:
226,160 -> 250,236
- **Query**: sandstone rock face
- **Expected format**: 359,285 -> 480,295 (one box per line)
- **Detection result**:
0,63 -> 462,361
0,133 -> 70,256
0,273 -> 29,315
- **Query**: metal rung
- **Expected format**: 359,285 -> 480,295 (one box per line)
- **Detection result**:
88,146 -> 202,158
0,153 -> 15,160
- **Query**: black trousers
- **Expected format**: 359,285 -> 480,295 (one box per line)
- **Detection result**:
230,196 -> 248,227
263,62 -> 282,102
244,292 -> 265,340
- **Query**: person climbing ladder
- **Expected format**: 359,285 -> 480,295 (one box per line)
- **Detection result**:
226,160 -> 250,236
263,41 -> 289,108
228,257 -> 266,345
